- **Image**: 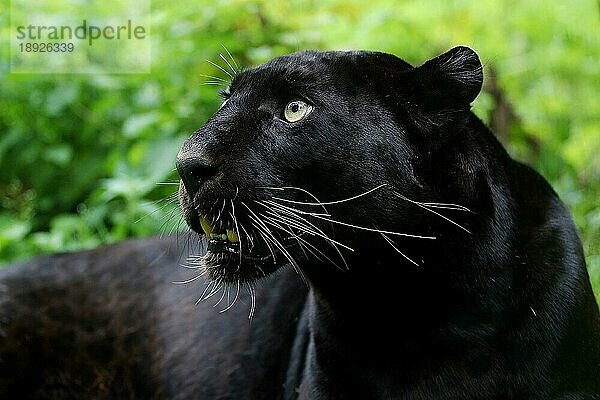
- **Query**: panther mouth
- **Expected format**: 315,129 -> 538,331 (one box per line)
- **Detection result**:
192,213 -> 303,283
200,216 -> 242,253
198,216 -> 274,262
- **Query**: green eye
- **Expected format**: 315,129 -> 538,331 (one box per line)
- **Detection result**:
284,100 -> 312,122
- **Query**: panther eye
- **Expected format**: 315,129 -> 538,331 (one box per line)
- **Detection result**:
284,100 -> 312,122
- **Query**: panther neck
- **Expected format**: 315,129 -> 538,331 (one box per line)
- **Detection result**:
296,248 -> 509,399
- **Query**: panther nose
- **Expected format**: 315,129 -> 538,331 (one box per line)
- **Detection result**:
176,154 -> 218,195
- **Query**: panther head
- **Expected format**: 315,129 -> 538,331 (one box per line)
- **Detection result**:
177,46 -> 484,284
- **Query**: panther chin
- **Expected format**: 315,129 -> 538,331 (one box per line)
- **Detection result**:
192,215 -> 296,283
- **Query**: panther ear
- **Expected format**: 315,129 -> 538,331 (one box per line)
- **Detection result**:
406,46 -> 483,109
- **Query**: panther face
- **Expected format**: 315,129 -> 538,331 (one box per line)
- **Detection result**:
177,47 -> 483,284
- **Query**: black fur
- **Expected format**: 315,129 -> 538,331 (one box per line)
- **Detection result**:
0,237 -> 307,399
1,47 -> 599,399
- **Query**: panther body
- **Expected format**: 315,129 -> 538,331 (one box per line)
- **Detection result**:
1,47 -> 599,399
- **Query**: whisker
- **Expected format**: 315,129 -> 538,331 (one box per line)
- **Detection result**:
172,272 -> 205,285
255,228 -> 278,263
259,185 -> 331,215
247,283 -> 256,320
246,212 -> 288,258
135,195 -> 180,224
261,213 -> 347,271
258,203 -> 354,252
220,280 -> 241,313
216,199 -> 227,227
393,192 -> 471,234
261,199 -> 330,217
206,59 -> 234,79
264,215 -> 312,260
200,81 -> 227,86
380,233 -> 420,266
309,213 -> 437,240
199,73 -> 229,83
258,200 -> 351,270
258,199 -> 352,268
221,44 -> 240,71
242,207 -> 278,263
240,224 -> 256,252
169,214 -> 186,237
213,285 -> 227,307
230,200 -> 243,267
159,209 -> 183,238
420,202 -> 472,212
178,263 -> 202,270
219,53 -> 238,77
270,183 -> 388,207
260,213 -> 321,255
196,280 -> 216,305
203,280 -> 225,301
242,202 -> 308,285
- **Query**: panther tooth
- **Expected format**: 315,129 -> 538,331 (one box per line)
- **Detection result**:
226,229 -> 239,243
199,216 -> 214,236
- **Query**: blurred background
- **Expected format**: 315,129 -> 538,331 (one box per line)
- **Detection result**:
0,0 -> 598,303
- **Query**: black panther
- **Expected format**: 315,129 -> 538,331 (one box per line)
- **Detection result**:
1,46 -> 598,399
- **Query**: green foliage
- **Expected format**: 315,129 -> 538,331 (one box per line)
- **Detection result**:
1,0 -> 598,302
